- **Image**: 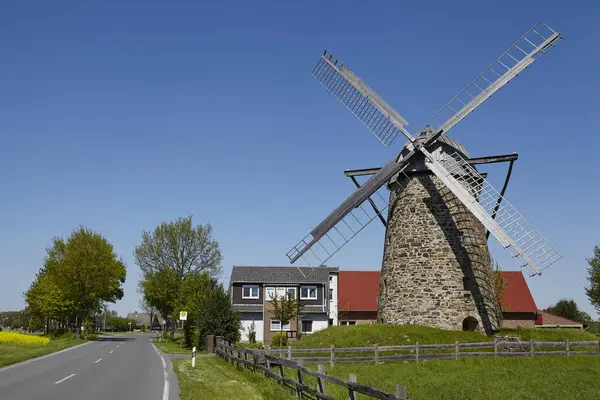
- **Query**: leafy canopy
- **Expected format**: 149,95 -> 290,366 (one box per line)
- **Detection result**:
585,245 -> 600,314
545,299 -> 591,324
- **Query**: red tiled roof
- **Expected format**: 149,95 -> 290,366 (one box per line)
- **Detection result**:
498,271 -> 538,313
338,271 -> 380,311
535,311 -> 583,327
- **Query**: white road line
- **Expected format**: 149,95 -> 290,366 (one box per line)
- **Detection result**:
109,350 -> 114,354
152,344 -> 169,400
0,342 -> 92,373
55,373 -> 76,384
120,342 -> 123,344
94,358 -> 102,364
116,345 -> 120,348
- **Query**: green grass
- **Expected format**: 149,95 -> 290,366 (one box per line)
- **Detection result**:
174,356 -> 294,400
0,337 -> 86,367
305,355 -> 600,400
294,325 -> 599,349
152,337 -> 206,355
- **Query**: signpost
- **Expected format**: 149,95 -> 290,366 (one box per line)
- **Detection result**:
192,346 -> 196,368
179,311 -> 187,351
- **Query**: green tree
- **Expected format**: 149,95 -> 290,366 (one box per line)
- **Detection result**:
545,299 -> 591,324
585,245 -> 600,314
190,284 -> 241,350
269,292 -> 300,347
24,271 -> 75,333
135,216 -> 222,339
42,226 -> 127,338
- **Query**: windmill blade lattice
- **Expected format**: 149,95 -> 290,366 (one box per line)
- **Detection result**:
286,184 -> 390,267
429,21 -> 562,136
423,150 -> 562,276
312,52 -> 411,147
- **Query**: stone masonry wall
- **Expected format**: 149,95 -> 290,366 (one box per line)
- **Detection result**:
377,170 -> 500,334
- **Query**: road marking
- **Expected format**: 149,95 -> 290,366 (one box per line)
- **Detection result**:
0,342 -> 92,373
94,358 -> 102,364
152,344 -> 169,400
55,374 -> 76,384
116,345 -> 120,348
109,350 -> 114,354
120,342 -> 123,344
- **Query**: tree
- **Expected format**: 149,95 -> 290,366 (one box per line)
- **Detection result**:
135,215 -> 222,339
42,226 -> 127,338
269,292 -> 300,347
24,270 -> 75,333
585,245 -> 600,314
190,284 -> 241,350
545,299 -> 591,324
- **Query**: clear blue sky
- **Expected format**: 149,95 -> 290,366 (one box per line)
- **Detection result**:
1,0 -> 598,319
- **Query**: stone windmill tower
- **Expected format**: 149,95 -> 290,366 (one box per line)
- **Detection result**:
286,22 -> 563,334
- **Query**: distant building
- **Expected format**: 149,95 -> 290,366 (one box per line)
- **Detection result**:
126,311 -> 160,330
338,271 -> 380,325
498,271 -> 539,329
535,311 -> 584,329
229,266 -> 338,344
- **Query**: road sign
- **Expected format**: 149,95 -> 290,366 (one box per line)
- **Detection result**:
179,311 -> 188,321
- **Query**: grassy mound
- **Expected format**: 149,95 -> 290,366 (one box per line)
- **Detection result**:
294,325 -> 489,348
294,325 -> 599,349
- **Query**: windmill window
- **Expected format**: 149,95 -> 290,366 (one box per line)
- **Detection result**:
463,277 -> 470,291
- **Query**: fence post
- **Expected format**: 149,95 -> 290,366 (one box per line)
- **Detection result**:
192,346 -> 196,368
244,351 -> 249,369
253,351 -> 258,373
296,359 -> 304,399
455,341 -> 459,359
317,364 -> 326,394
415,341 -> 419,362
330,344 -> 335,368
288,345 -> 292,360
566,339 -> 570,357
396,384 -> 407,400
348,373 -> 357,400
494,338 -> 498,356
530,339 -> 534,357
374,344 -> 379,366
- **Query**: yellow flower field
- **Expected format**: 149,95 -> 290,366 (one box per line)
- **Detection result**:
0,332 -> 49,345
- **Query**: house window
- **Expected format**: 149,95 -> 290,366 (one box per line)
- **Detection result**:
348,321 -> 356,326
242,285 -> 259,299
302,320 -> 313,333
287,287 -> 297,300
270,319 -> 290,331
276,287 -> 286,299
329,288 -> 333,300
266,287 -> 275,299
300,286 -> 317,299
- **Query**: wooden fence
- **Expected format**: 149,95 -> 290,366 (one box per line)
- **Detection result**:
215,339 -> 407,400
261,338 -> 600,367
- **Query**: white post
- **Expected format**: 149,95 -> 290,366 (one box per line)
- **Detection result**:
192,346 -> 196,368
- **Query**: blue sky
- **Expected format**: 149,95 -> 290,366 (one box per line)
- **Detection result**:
1,0 -> 599,319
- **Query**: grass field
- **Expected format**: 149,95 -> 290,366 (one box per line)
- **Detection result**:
0,336 -> 86,367
307,355 -> 600,400
174,356 -> 294,400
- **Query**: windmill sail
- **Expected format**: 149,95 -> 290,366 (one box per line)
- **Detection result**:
429,21 -> 562,136
423,149 -> 561,276
286,184 -> 390,266
312,51 -> 411,147
287,21 -> 563,268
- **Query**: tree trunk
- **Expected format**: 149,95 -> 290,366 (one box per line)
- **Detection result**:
75,312 -> 82,339
170,318 -> 175,341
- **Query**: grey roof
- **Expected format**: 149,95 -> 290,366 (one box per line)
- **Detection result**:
230,266 -> 338,284
233,304 -> 263,313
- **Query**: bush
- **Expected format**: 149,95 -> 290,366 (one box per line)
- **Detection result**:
0,332 -> 50,345
248,321 -> 256,344
238,341 -> 264,350
271,332 -> 287,347
141,324 -> 147,332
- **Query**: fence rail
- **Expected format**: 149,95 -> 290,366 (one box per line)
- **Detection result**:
215,339 -> 407,400
260,339 -> 600,366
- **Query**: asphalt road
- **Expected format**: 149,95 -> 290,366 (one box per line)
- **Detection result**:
0,333 -> 179,400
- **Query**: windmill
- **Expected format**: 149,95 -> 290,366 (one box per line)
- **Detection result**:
286,21 -> 563,334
